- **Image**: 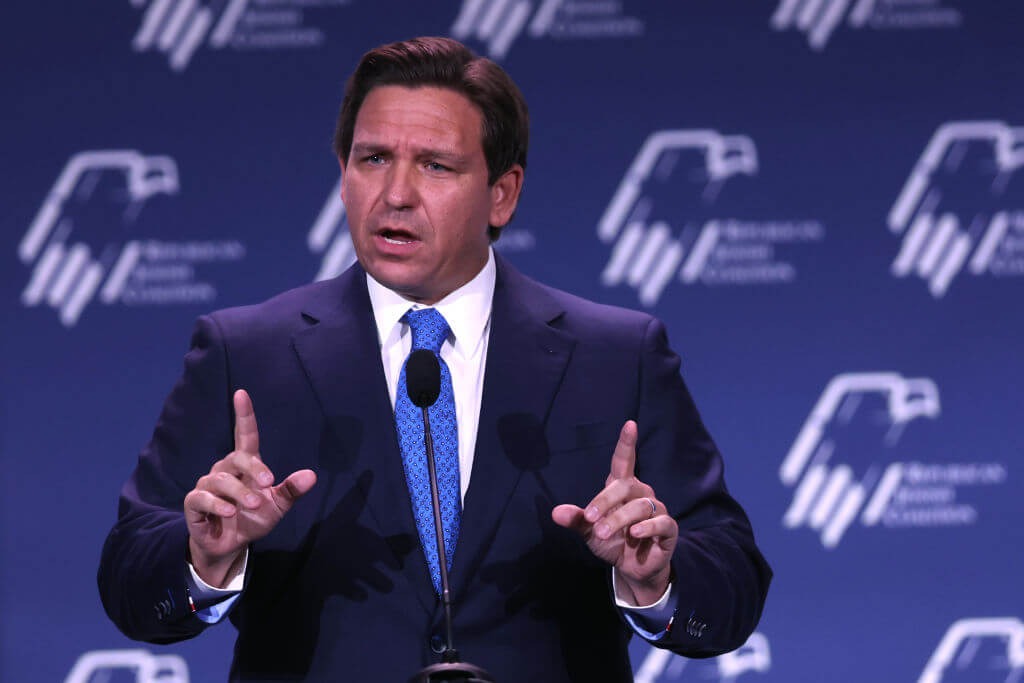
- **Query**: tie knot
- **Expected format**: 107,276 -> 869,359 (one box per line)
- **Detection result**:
403,307 -> 450,353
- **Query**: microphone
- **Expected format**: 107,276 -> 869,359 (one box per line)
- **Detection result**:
405,349 -> 494,683
407,348 -> 442,408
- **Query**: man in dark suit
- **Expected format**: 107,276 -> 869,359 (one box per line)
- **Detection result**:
99,36 -> 770,681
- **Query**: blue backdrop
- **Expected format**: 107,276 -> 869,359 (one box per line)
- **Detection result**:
3,2 -> 1021,681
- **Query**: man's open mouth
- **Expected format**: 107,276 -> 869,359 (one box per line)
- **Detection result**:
381,228 -> 418,245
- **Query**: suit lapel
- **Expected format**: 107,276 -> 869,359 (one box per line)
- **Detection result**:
448,256 -> 576,601
291,266 -> 436,615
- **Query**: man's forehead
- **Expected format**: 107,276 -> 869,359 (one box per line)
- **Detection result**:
358,85 -> 481,123
352,85 -> 485,148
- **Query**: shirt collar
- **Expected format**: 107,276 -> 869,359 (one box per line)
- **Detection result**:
366,247 -> 495,360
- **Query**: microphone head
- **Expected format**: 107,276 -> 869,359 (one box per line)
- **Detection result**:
406,349 -> 441,408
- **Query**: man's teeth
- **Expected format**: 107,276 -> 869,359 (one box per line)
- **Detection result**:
383,235 -> 412,245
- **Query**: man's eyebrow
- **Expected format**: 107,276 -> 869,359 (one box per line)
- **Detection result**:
350,141 -> 471,165
349,141 -> 387,155
349,141 -> 466,160
417,148 -> 469,164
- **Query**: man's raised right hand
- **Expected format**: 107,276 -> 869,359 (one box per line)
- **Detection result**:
184,389 -> 317,588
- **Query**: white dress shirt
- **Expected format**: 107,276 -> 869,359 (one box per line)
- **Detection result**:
366,247 -> 495,502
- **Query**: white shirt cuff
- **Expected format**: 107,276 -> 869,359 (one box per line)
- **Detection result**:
612,569 -> 677,641
185,549 -> 248,623
611,568 -> 672,610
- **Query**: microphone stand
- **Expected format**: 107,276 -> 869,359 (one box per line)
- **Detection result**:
409,406 -> 494,683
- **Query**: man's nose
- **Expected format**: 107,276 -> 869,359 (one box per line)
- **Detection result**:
384,163 -> 418,209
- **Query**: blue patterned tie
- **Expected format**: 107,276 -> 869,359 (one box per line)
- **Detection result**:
395,307 -> 461,594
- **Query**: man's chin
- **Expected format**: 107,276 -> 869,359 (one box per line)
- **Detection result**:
365,265 -> 439,303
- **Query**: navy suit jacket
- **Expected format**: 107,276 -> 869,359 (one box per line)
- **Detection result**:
99,255 -> 770,682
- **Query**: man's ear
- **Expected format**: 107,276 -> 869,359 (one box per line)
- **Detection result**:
488,164 -> 525,228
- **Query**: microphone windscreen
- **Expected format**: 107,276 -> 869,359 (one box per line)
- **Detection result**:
406,349 -> 441,408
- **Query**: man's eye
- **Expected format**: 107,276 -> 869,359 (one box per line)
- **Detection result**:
365,154 -> 385,165
426,161 -> 451,172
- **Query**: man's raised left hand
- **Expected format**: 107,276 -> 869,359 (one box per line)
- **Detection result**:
552,420 -> 678,606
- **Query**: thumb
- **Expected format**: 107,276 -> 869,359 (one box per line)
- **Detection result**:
551,504 -> 587,532
272,469 -> 318,512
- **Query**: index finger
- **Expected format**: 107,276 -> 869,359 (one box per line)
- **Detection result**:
608,420 -> 638,481
233,389 -> 260,456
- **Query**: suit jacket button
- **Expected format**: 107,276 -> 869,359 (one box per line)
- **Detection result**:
430,633 -> 445,654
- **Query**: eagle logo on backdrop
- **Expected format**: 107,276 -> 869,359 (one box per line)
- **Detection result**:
780,373 -> 940,549
597,129 -> 758,305
19,150 -> 244,327
888,121 -> 1024,298
597,129 -> 824,306
450,0 -> 645,61
780,373 -> 1008,549
633,632 -> 771,683
770,0 -> 963,50
918,618 -> 1024,683
19,151 -> 178,327
65,649 -> 189,683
